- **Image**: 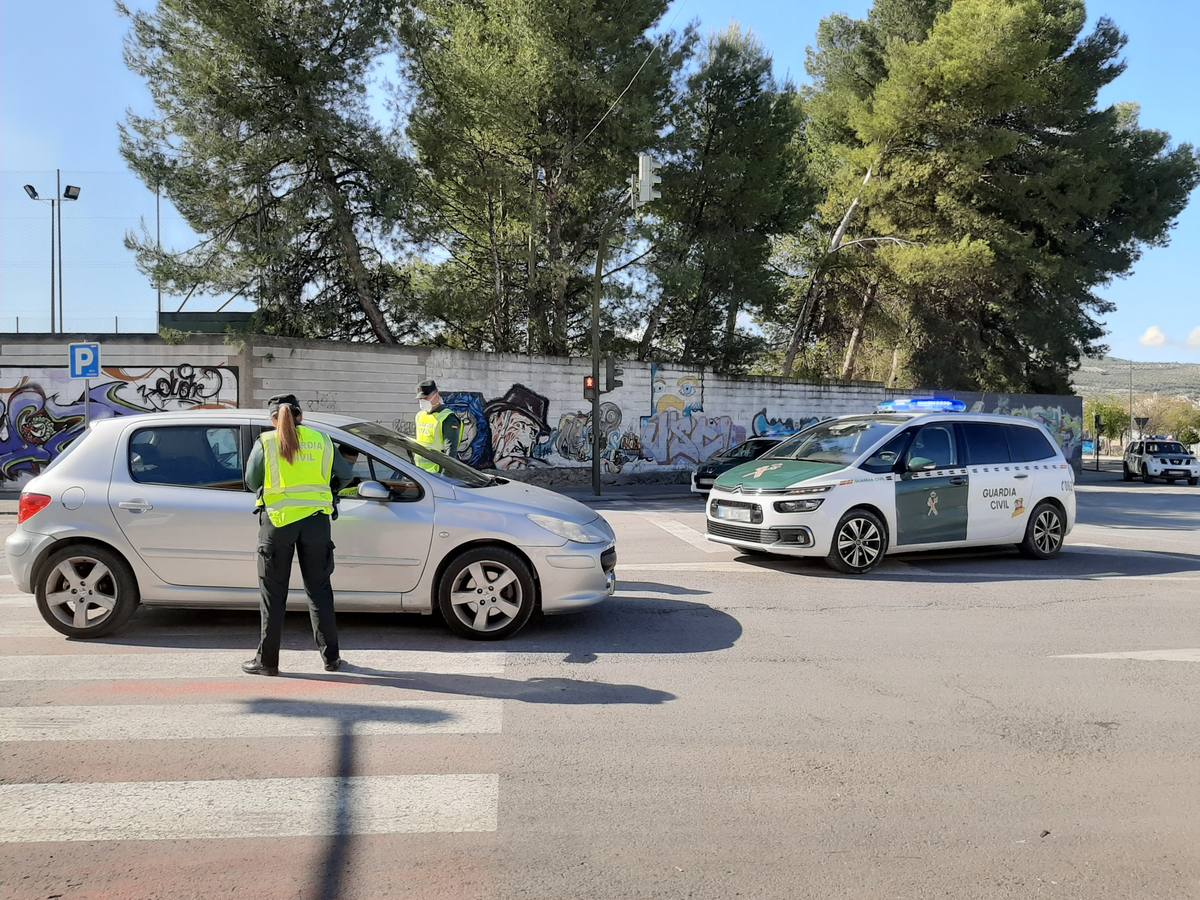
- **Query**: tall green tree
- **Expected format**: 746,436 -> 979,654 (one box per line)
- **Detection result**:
400,0 -> 691,355
119,0 -> 413,342
788,0 -> 1199,391
638,26 -> 811,372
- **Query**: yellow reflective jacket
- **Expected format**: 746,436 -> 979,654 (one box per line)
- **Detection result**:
258,425 -> 334,527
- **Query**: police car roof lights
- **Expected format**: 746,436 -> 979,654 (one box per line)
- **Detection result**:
876,397 -> 967,413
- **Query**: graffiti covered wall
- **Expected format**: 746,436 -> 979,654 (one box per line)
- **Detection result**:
0,366 -> 238,486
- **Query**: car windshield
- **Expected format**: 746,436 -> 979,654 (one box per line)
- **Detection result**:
764,417 -> 904,465
344,421 -> 497,488
726,439 -> 776,460
1146,442 -> 1186,455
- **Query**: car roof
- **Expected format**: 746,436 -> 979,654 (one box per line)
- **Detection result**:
87,408 -> 367,431
828,411 -> 1053,428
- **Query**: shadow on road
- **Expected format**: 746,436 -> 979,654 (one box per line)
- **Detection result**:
86,595 -> 743,656
731,545 -> 1200,584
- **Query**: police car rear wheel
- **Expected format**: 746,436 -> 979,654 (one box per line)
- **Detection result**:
438,547 -> 535,641
1121,462 -> 1133,482
1020,503 -> 1064,559
826,509 -> 887,574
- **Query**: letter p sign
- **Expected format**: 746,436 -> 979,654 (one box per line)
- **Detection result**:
68,342 -> 102,379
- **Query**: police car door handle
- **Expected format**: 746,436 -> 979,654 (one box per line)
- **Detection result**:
948,476 -> 966,486
1014,474 -> 1029,480
119,499 -> 153,512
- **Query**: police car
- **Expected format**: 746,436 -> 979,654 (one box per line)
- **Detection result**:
1122,438 -> 1200,485
705,399 -> 1076,573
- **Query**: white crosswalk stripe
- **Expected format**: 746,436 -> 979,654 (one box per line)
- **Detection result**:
0,775 -> 499,842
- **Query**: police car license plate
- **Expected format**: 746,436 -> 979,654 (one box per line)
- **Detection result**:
717,505 -> 752,522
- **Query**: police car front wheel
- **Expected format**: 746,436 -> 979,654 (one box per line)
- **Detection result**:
1019,502 -> 1065,560
826,509 -> 888,575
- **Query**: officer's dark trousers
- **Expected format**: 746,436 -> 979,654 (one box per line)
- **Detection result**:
256,511 -> 339,669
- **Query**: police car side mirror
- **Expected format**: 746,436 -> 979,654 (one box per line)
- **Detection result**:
356,480 -> 391,501
907,456 -> 935,472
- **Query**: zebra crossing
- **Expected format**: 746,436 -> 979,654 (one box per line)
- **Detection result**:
0,585 -> 505,884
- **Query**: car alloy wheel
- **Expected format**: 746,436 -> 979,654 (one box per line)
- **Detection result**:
448,560 -> 525,635
1032,508 -> 1063,555
836,516 -> 883,570
42,555 -> 120,631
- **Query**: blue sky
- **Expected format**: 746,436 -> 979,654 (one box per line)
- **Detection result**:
1,0 -> 1196,361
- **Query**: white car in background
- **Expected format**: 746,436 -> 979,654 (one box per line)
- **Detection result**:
1122,439 -> 1200,485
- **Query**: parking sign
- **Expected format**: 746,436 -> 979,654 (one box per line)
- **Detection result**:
68,342 -> 101,379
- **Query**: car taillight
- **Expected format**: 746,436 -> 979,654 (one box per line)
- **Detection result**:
17,493 -> 52,525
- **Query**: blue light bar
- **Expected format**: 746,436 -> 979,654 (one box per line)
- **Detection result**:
877,397 -> 967,413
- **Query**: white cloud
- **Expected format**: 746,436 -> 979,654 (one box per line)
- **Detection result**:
1139,325 -> 1168,348
1188,327 -> 1200,350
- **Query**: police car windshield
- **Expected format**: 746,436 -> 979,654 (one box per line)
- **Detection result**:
344,421 -> 497,488
765,417 -> 904,465
1145,442 -> 1185,455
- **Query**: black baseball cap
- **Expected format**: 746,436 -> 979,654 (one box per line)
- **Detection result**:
416,380 -> 438,398
267,394 -> 301,414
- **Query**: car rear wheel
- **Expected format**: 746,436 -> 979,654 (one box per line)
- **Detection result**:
437,547 -> 536,640
1121,462 -> 1133,481
825,509 -> 887,574
1019,502 -> 1065,560
36,545 -> 139,638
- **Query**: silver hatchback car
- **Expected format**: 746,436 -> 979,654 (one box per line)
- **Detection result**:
5,410 -> 616,640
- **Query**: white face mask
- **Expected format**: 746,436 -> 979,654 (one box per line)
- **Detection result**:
419,399 -> 433,412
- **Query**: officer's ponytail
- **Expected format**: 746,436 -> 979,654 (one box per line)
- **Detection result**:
275,404 -> 301,464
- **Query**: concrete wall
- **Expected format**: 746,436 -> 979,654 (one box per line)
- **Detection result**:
1,333 -> 1083,488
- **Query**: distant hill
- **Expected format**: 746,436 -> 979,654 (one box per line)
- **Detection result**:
1072,356 -> 1200,402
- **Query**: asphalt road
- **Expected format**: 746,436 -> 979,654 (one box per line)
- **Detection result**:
0,469 -> 1197,899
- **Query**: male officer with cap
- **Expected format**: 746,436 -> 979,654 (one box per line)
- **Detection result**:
414,380 -> 461,474
242,394 -> 355,676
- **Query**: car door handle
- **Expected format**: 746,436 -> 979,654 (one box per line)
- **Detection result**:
118,499 -> 153,512
1014,474 -> 1029,480
948,476 -> 967,485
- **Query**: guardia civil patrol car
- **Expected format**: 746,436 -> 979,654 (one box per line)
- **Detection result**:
705,400 -> 1076,573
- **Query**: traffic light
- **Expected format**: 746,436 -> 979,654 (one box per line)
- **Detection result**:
604,356 -> 623,393
637,153 -> 661,204
584,374 -> 597,402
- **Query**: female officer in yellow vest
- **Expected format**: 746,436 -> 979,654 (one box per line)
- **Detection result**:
414,380 -> 461,474
241,394 -> 354,676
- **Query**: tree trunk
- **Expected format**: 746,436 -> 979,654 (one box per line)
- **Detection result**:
840,281 -> 878,381
544,177 -> 568,356
486,186 -> 505,350
637,297 -> 665,360
886,343 -> 902,388
526,161 -> 542,355
721,295 -> 739,372
781,164 -> 875,377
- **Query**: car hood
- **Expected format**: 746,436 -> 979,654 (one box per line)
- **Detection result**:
454,477 -> 600,525
714,459 -> 845,491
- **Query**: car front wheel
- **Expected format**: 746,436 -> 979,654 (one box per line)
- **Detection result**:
825,509 -> 888,574
36,545 -> 140,638
1141,466 -> 1155,484
1189,477 -> 1198,487
437,547 -> 536,640
1019,502 -> 1066,560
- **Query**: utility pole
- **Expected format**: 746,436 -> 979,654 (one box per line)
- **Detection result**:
57,169 -> 64,331
156,180 -> 162,329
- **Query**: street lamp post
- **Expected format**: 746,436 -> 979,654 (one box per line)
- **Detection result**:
22,178 -> 81,333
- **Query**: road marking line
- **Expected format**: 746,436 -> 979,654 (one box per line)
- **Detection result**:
0,698 -> 502,741
1053,648 -> 1200,662
0,650 -> 505,682
637,514 -> 729,554
0,774 -> 499,842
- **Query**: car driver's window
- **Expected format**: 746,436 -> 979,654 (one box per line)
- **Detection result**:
368,457 -> 422,501
906,425 -> 956,472
861,432 -> 910,473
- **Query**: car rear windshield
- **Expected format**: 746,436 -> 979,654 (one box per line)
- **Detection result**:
343,421 -> 497,488
1145,442 -> 1186,455
726,439 -> 778,460
765,417 -> 904,466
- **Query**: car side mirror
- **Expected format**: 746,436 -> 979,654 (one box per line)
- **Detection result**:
356,480 -> 391,501
907,456 -> 935,472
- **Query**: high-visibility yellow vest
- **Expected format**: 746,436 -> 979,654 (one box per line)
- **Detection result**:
414,407 -> 454,473
258,425 -> 334,527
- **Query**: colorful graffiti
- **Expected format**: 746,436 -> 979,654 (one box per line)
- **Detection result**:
441,390 -> 492,468
651,365 -> 703,416
484,384 -> 552,470
1,366 -> 239,485
751,409 -> 828,438
639,410 -> 746,466
537,402 -> 648,473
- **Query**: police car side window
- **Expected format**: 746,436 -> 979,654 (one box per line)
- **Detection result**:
861,432 -> 912,473
1005,425 -> 1056,462
961,423 -> 1011,465
905,425 -> 957,472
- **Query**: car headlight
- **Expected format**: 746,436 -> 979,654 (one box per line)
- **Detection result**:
774,498 -> 824,513
527,514 -> 607,543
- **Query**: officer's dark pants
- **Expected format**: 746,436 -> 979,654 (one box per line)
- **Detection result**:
256,511 -> 339,669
